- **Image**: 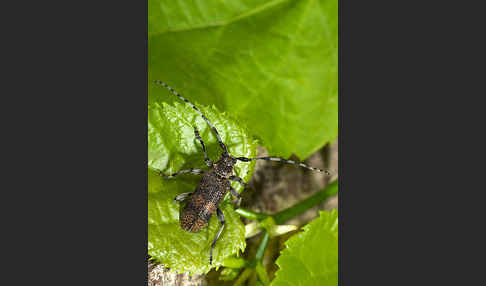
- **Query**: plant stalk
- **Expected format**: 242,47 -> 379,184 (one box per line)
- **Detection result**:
273,180 -> 338,224
236,208 -> 268,221
255,231 -> 270,262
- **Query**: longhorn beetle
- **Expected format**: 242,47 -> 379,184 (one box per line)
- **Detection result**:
154,80 -> 331,264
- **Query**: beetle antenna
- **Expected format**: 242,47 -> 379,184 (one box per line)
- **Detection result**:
154,80 -> 229,155
235,156 -> 331,175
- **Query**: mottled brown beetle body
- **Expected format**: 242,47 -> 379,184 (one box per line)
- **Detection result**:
180,156 -> 236,232
180,171 -> 229,232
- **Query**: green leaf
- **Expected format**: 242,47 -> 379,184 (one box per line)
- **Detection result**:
149,0 -> 338,159
148,101 -> 257,274
271,210 -> 338,286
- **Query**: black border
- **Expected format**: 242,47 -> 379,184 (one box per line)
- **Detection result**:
338,0 -> 469,284
2,0 -> 147,284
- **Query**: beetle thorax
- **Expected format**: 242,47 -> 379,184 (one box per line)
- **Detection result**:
214,155 -> 236,178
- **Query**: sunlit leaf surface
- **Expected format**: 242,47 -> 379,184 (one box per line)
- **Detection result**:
148,102 -> 257,274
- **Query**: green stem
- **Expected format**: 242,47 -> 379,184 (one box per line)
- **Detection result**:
255,231 -> 270,261
273,180 -> 338,224
254,231 -> 270,285
234,267 -> 253,286
236,208 -> 268,221
255,262 -> 270,285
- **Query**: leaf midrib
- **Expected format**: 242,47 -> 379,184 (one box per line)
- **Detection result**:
149,0 -> 290,37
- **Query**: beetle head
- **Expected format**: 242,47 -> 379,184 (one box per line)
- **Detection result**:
214,154 -> 237,178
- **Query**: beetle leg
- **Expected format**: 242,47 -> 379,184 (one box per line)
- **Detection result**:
194,127 -> 213,167
173,192 -> 192,203
229,175 -> 246,188
229,186 -> 242,208
209,208 -> 225,265
160,168 -> 204,179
